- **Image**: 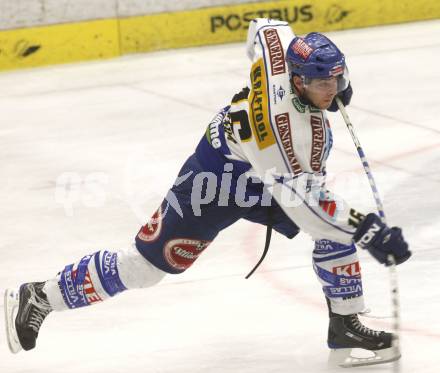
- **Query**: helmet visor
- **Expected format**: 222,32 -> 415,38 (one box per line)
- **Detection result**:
303,66 -> 350,94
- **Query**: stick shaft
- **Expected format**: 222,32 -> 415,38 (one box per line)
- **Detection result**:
335,98 -> 401,365
336,99 -> 386,222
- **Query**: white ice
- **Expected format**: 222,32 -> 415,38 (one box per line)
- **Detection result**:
1,19 -> 439,373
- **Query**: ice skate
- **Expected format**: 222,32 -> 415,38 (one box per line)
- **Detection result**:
327,310 -> 400,367
4,282 -> 52,353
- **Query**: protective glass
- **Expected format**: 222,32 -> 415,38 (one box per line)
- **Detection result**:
303,66 -> 350,94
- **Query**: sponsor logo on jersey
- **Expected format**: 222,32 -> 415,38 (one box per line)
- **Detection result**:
137,206 -> 163,243
291,38 -> 313,60
163,238 -> 211,271
277,85 -> 286,101
206,111 -> 224,149
263,28 -> 286,76
272,85 -> 286,104
333,262 -> 361,277
249,59 -> 276,150
319,200 -> 337,217
274,113 -> 302,174
292,97 -> 306,113
310,115 -> 325,171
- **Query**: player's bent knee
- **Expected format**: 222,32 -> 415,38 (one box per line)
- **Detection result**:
117,245 -> 166,289
135,204 -> 214,274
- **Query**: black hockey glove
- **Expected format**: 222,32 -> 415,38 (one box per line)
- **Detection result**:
327,82 -> 353,112
353,213 -> 411,266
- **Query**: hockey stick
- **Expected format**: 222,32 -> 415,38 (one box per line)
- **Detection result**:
336,97 -> 401,370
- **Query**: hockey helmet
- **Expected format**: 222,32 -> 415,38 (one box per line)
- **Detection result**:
286,32 -> 349,93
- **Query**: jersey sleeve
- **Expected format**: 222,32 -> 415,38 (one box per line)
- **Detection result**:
246,18 -> 293,61
243,153 -> 358,244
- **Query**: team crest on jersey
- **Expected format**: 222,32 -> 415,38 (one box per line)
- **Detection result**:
137,206 -> 163,243
163,238 -> 211,271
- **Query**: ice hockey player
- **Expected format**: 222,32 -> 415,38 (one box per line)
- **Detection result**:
5,18 -> 411,367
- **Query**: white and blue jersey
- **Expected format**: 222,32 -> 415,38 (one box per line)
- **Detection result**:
195,18 -> 358,245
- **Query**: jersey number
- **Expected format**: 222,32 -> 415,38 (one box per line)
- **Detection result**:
230,110 -> 252,142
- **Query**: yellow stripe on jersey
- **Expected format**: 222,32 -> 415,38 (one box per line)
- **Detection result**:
249,59 -> 276,150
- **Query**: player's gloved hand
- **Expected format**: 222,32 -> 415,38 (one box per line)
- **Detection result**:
327,82 -> 353,112
353,213 -> 411,266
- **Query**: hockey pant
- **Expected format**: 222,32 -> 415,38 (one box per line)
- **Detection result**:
44,154 -> 300,311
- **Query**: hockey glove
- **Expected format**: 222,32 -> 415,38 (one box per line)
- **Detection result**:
353,213 -> 411,266
328,82 -> 353,112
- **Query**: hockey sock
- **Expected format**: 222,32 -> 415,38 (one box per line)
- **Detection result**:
43,245 -> 166,311
313,239 -> 365,315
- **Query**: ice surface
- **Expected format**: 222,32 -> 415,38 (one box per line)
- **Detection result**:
0,20 -> 439,373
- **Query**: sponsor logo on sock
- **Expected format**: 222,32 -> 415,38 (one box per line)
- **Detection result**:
333,261 -> 361,277
82,270 -> 102,305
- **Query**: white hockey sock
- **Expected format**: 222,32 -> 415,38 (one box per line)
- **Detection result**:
43,245 -> 166,311
313,240 -> 365,315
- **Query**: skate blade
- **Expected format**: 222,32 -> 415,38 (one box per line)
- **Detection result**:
4,288 -> 23,354
328,346 -> 401,367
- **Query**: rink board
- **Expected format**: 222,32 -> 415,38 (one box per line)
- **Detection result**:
1,0 -> 440,71
0,19 -> 119,71
119,0 -> 440,53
